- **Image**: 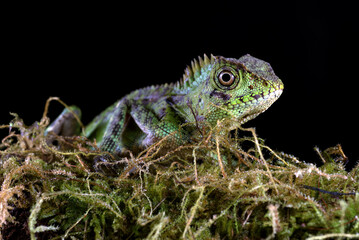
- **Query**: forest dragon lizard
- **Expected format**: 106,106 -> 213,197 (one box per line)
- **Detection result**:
46,55 -> 358,196
46,54 -> 284,156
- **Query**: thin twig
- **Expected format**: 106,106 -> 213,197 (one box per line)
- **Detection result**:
239,126 -> 278,194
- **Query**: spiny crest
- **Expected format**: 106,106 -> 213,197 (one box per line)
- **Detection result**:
176,54 -> 215,88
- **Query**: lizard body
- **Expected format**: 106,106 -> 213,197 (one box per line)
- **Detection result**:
46,54 -> 284,155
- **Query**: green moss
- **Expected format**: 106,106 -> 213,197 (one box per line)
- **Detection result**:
0,102 -> 358,239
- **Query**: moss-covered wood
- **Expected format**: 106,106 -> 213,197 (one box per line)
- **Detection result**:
0,100 -> 358,239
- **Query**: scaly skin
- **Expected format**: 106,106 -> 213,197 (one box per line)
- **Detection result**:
46,54 -> 284,155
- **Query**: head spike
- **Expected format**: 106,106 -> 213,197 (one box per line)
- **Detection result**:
211,54 -> 216,63
176,54 -> 215,90
198,55 -> 204,68
181,65 -> 192,86
204,54 -> 210,65
185,65 -> 192,77
191,60 -> 195,73
193,58 -> 200,73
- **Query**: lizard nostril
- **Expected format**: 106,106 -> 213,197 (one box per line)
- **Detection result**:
248,85 -> 254,90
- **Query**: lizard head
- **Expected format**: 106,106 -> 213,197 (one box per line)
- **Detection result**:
177,54 -> 284,129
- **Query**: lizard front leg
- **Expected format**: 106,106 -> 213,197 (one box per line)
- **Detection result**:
129,103 -> 190,149
100,100 -> 189,155
99,99 -> 130,154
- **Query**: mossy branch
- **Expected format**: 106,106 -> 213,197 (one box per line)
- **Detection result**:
0,98 -> 358,239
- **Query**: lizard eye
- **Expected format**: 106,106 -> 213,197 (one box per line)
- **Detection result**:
219,71 -> 235,86
214,66 -> 240,90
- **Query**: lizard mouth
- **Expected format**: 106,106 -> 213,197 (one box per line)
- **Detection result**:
238,88 -> 283,125
238,111 -> 263,125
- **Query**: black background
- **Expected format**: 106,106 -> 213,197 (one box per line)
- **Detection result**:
2,1 -> 358,169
